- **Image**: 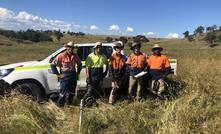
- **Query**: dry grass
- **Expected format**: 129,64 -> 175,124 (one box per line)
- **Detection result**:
1,33 -> 221,133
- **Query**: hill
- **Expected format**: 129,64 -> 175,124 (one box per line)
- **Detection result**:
1,33 -> 221,133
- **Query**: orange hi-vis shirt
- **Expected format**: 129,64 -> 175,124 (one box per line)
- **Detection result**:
148,54 -> 170,80
52,52 -> 81,71
148,54 -> 170,70
108,53 -> 126,79
126,52 -> 147,76
126,52 -> 147,68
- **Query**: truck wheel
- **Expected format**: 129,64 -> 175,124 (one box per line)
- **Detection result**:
14,83 -> 43,102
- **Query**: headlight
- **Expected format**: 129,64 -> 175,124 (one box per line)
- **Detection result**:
0,68 -> 14,77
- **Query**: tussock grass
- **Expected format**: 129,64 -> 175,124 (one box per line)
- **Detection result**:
1,34 -> 221,133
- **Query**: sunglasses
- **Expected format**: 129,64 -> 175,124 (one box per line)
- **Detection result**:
116,46 -> 122,49
67,46 -> 74,48
154,48 -> 160,50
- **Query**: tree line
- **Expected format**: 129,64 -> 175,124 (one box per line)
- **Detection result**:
0,29 -> 54,43
0,29 -> 87,43
183,25 -> 221,47
105,35 -> 149,47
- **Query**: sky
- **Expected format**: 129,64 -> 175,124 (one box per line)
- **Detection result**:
0,0 -> 221,38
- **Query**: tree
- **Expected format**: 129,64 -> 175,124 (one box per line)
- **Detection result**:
204,32 -> 217,47
105,36 -> 111,42
211,25 -> 217,32
206,27 -> 212,32
194,26 -> 204,40
195,26 -> 204,35
119,36 -> 127,44
219,26 -> 221,31
54,30 -> 63,42
187,35 -> 194,42
217,34 -> 221,45
133,37 -> 140,43
135,35 -> 149,43
127,42 -> 133,47
182,31 -> 189,38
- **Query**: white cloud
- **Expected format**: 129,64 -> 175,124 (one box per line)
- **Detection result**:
83,25 -> 87,29
165,33 -> 179,38
147,32 -> 156,35
0,7 -> 73,31
90,25 -> 99,30
73,25 -> 80,29
108,25 -> 120,31
125,27 -> 133,33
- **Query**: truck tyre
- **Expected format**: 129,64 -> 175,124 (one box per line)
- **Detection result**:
14,83 -> 43,102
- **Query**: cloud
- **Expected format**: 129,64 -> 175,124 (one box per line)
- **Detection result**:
165,33 -> 179,38
108,25 -> 120,31
90,25 -> 99,30
73,25 -> 80,29
125,27 -> 133,33
143,32 -> 156,35
147,32 -> 156,35
83,25 -> 87,29
0,7 -> 73,31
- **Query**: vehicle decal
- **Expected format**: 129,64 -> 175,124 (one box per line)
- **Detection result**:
169,60 -> 176,63
14,60 -> 176,71
14,65 -> 51,71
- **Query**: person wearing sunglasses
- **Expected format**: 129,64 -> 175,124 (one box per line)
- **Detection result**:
126,42 -> 148,102
51,42 -> 82,108
108,43 -> 126,105
148,44 -> 171,100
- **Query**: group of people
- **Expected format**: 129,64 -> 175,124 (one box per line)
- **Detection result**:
51,41 -> 171,108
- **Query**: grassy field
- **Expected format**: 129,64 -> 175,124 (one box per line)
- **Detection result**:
1,34 -> 221,133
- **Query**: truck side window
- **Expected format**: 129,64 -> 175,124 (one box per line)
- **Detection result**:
76,46 -> 113,61
102,46 -> 112,59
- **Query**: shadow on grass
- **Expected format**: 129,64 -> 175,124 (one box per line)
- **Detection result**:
209,43 -> 219,48
111,75 -> 187,103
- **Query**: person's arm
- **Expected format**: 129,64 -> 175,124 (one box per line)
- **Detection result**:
86,67 -> 90,78
85,55 -> 92,83
126,55 -> 133,71
76,55 -> 82,76
163,57 -> 171,78
51,55 -> 66,78
103,55 -> 108,78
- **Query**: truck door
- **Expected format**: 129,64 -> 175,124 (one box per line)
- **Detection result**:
46,50 -> 66,93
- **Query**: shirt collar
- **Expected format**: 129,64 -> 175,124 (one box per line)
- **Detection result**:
116,53 -> 121,57
133,51 -> 142,55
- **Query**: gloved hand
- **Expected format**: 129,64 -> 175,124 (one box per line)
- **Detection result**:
132,67 -> 137,72
111,76 -> 115,82
86,77 -> 91,84
103,70 -> 107,78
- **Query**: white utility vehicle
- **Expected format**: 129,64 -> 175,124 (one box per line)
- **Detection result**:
0,41 -> 177,100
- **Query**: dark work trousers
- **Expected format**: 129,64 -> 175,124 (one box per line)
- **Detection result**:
86,80 -> 103,101
57,73 -> 77,108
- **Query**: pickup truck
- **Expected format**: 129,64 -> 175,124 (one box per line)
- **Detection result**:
0,41 -> 177,100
